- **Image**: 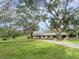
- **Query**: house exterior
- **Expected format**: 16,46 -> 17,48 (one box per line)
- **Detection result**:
32,31 -> 69,39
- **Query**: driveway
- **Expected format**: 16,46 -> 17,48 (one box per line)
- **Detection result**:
43,40 -> 79,49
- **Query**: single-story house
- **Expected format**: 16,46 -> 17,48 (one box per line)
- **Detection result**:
32,31 -> 69,39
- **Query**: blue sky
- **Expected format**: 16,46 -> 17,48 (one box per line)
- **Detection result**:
38,0 -> 79,31
0,0 -> 79,31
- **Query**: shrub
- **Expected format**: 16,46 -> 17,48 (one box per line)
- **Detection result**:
2,38 -> 7,40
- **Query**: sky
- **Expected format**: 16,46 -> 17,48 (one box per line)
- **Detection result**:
38,0 -> 79,32
0,0 -> 79,31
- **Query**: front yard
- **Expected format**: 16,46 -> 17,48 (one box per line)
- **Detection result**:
62,38 -> 79,44
0,38 -> 79,59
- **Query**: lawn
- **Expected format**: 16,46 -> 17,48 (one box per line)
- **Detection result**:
62,38 -> 79,44
0,39 -> 79,59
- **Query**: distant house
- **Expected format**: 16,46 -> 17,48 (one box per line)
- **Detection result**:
32,31 -> 68,39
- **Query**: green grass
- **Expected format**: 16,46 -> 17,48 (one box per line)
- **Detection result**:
62,38 -> 79,44
0,39 -> 79,59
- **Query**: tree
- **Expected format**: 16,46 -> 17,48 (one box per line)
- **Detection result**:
0,0 -> 18,39
71,8 -> 79,38
38,0 -> 79,40
16,0 -> 39,38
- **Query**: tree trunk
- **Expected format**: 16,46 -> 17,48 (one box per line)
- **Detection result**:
30,32 -> 33,39
76,33 -> 78,39
56,29 -> 62,40
57,33 -> 62,40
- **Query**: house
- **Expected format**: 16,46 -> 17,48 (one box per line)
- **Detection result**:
32,31 -> 68,39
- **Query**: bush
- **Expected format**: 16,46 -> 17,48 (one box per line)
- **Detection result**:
2,38 -> 7,40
